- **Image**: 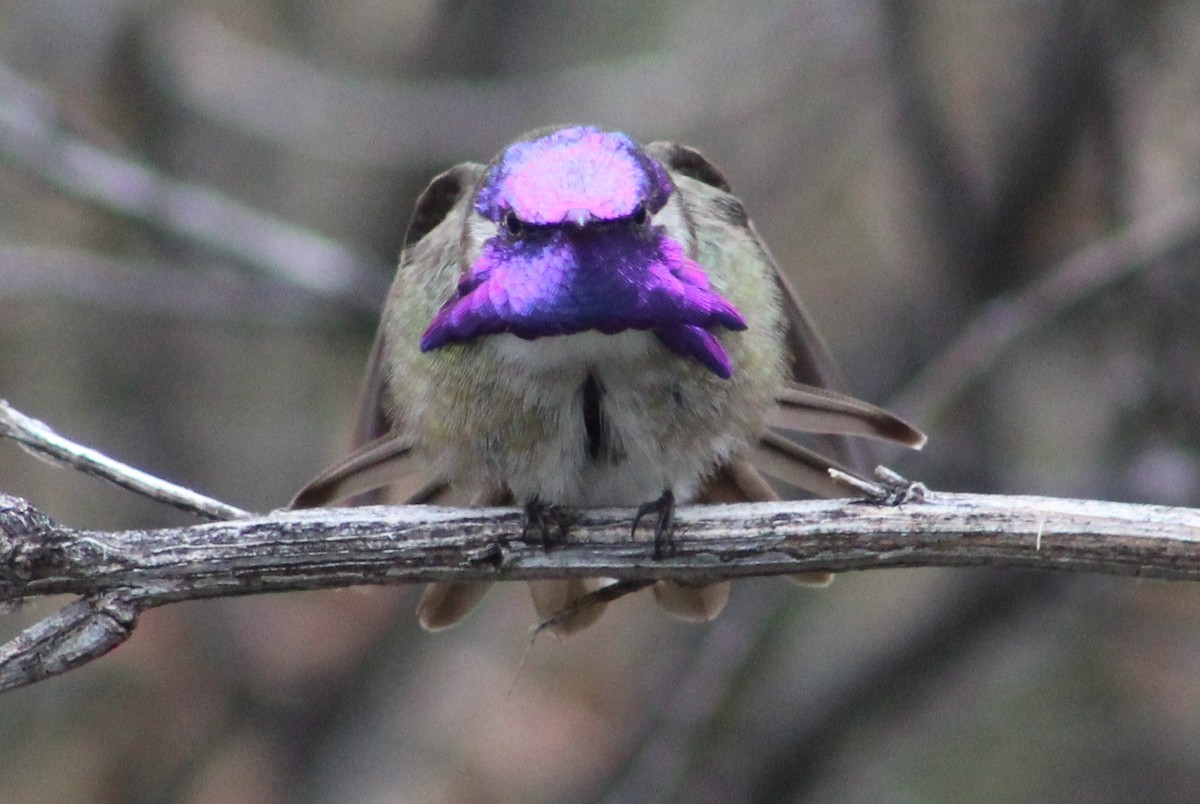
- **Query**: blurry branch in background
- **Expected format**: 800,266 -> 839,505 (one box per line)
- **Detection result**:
0,244 -> 364,326
892,195 -> 1200,423
140,10 -> 702,165
139,9 -> 877,167
882,0 -> 1119,277
0,62 -> 388,314
2,399 -> 1200,695
602,570 -> 1065,804
748,571 -> 1063,802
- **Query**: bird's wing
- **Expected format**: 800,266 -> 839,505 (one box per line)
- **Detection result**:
290,163 -> 483,509
290,161 -> 515,631
647,141 -> 926,605
769,383 -> 926,447
646,139 -> 924,485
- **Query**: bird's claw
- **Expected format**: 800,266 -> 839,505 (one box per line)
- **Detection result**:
632,489 -> 676,559
522,498 -> 571,549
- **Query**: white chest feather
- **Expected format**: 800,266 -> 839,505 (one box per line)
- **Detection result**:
479,331 -> 724,507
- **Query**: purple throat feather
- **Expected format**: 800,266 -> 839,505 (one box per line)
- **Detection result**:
419,126 -> 746,379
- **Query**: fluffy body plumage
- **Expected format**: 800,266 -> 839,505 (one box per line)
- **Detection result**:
387,161 -> 785,506
293,125 -> 924,633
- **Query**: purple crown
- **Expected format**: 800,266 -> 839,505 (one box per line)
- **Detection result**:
473,126 -> 672,225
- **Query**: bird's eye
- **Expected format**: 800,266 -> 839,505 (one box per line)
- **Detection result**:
503,210 -> 524,236
632,202 -> 649,227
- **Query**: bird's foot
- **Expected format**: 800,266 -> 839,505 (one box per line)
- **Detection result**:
522,498 -> 572,549
632,489 -> 676,560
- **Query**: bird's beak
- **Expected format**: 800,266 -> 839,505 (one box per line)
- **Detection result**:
564,208 -> 593,228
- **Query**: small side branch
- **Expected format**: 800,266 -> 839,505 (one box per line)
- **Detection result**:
0,592 -> 144,691
0,400 -> 246,521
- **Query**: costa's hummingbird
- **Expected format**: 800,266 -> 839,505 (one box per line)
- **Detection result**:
293,125 -> 924,634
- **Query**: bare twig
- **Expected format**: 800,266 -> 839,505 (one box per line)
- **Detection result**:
0,400 -> 247,521
3,491 -> 1198,598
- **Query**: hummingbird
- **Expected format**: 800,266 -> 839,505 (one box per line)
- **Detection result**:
292,125 -> 924,635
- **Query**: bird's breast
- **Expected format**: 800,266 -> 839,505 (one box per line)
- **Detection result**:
470,330 -> 721,506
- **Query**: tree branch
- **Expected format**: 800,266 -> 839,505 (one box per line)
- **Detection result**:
1,486 -> 1199,693
2,398 -> 1199,694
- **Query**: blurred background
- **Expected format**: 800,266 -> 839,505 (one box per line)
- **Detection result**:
1,0 -> 1199,801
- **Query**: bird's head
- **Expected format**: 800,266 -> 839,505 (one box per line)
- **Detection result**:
419,126 -> 746,378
